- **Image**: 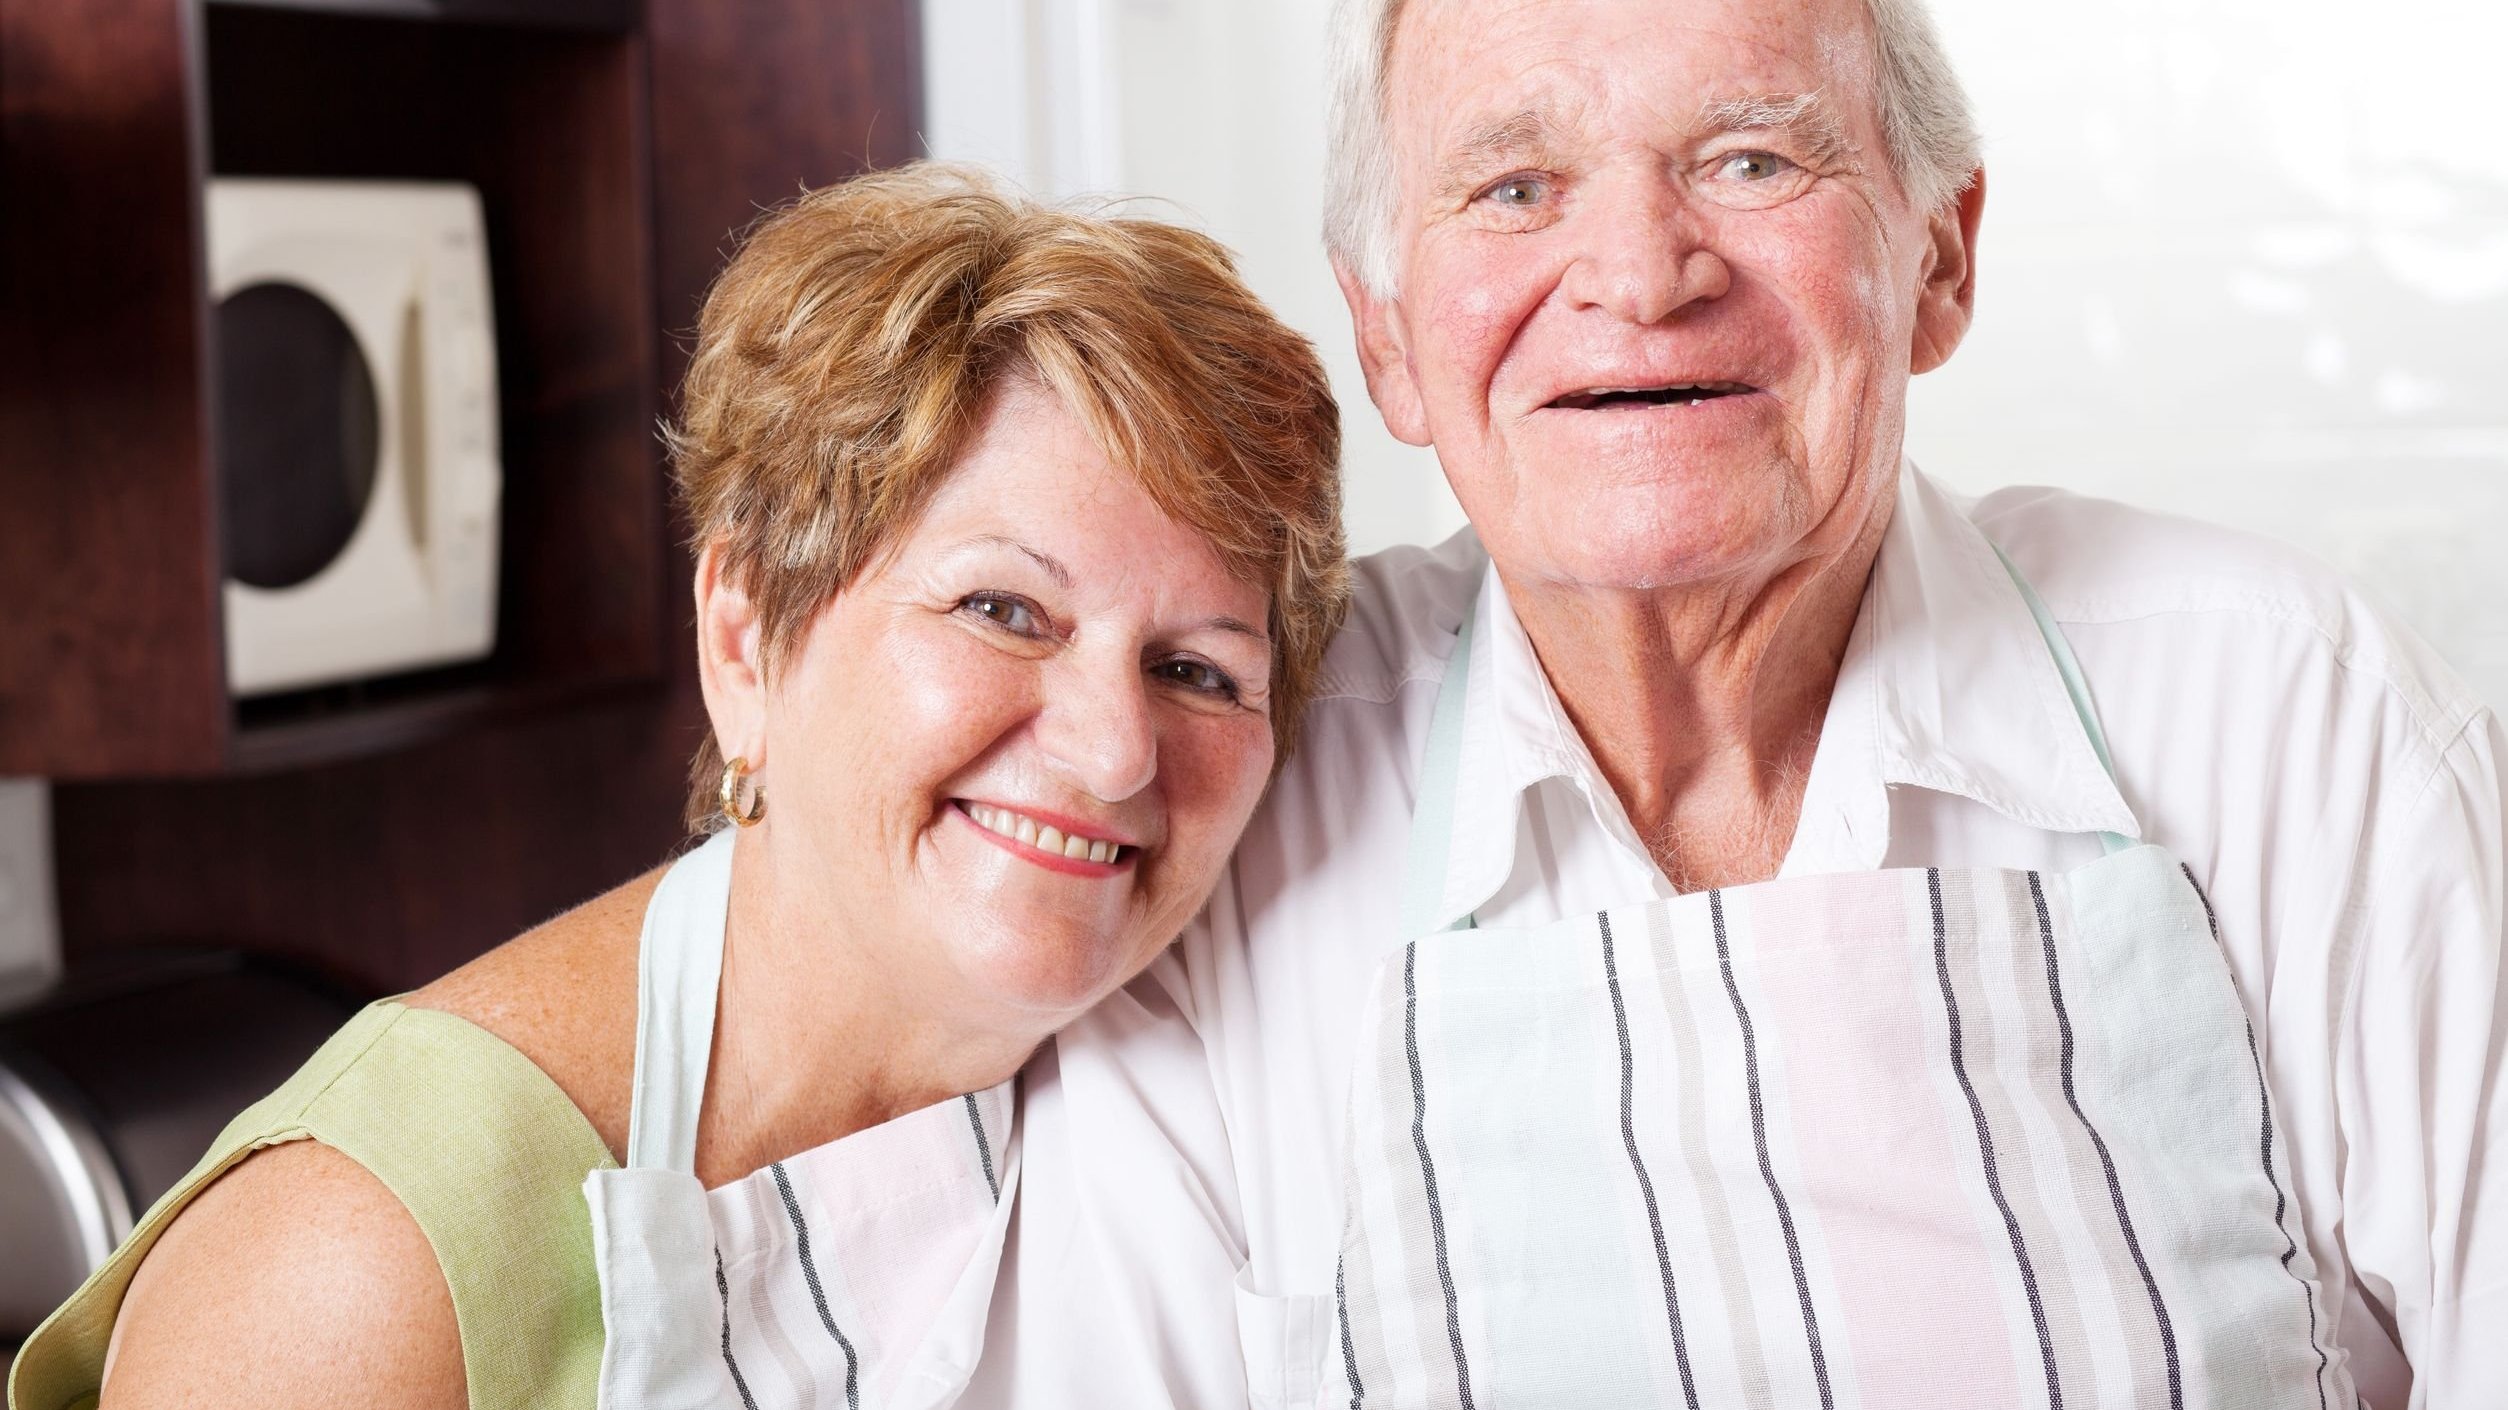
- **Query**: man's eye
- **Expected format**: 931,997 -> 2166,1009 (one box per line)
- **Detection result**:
961,592 -> 1042,636
1483,176 -> 1550,208
1154,657 -> 1240,700
1719,151 -> 1796,182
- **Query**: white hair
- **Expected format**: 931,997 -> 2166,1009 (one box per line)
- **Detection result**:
1323,0 -> 1983,296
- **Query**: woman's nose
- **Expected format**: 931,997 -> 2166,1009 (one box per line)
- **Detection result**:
1559,177 -> 1730,325
1034,657 -> 1158,803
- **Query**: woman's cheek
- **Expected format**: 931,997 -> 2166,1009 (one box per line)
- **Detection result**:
1161,711 -> 1276,882
888,628 -> 1032,752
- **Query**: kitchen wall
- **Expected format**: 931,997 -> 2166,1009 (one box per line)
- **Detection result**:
922,0 -> 2508,709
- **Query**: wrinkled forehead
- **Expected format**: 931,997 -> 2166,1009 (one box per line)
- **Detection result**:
1384,0 -> 1884,163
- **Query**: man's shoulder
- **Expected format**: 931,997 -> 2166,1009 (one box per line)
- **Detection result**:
1308,526 -> 1486,708
1972,481 -> 2488,753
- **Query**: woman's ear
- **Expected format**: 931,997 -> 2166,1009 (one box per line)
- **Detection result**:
694,540 -> 769,769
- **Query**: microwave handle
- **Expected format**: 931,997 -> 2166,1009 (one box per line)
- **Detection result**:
415,215 -> 501,613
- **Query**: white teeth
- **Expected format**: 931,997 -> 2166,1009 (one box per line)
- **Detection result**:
964,803 -> 1127,864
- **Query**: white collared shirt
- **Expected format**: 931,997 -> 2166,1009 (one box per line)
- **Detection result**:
946,468 -> 2504,1409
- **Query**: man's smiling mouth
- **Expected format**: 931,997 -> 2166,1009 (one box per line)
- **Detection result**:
1546,382 -> 1755,410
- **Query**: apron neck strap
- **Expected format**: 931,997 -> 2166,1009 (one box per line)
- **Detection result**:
1399,593 -> 1482,938
624,827 -> 738,1171
1988,542 -> 2135,857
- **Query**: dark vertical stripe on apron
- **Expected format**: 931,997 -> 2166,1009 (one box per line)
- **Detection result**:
964,1092 -> 1000,1201
715,1247 -> 764,1410
1337,1253 -> 1364,1409
2180,864 -> 2332,1410
1598,911 -> 1704,1409
1404,941 -> 1478,1410
1931,868 -> 2066,1410
1710,890 -> 1835,1410
2028,871 -> 2183,1409
771,1160 -> 863,1410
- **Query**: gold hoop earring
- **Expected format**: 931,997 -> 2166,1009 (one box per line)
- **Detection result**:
719,756 -> 765,828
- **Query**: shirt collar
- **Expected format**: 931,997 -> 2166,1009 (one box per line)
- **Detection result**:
1419,559 -> 1622,929
1847,463 -> 2141,852
1422,463 -> 2140,925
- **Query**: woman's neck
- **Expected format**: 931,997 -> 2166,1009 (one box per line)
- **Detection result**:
693,831 -> 1038,1187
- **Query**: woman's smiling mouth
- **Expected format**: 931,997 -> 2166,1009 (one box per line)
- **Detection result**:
957,800 -> 1139,874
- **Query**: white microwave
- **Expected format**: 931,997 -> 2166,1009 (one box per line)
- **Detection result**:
207,179 -> 501,697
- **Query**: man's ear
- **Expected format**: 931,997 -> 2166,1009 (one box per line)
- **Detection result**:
1910,165 -> 1987,376
1333,256 -> 1433,447
694,539 -> 768,770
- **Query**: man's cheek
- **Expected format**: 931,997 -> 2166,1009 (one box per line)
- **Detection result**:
1420,251 -> 1549,382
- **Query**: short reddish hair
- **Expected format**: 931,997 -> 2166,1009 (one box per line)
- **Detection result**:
669,163 -> 1348,827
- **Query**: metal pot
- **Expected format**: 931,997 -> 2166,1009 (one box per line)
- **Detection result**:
0,950 -> 360,1341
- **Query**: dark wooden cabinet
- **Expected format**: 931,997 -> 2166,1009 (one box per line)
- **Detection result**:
1,0 -> 666,778
7,0 -> 922,993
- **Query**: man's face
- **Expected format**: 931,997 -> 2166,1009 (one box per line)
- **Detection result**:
1349,0 -> 1978,595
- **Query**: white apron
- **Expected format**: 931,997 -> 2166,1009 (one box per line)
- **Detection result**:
1279,555 -> 2360,1409
583,829 -> 1019,1410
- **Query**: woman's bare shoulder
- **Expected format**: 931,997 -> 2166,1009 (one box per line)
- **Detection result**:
94,869 -> 673,1407
407,864 -> 666,1164
99,1140 -> 463,1409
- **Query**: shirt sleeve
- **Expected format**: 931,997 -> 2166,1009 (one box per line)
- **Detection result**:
2335,708 -> 2508,1408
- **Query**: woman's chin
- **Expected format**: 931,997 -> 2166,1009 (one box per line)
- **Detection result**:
945,913 -> 1144,1024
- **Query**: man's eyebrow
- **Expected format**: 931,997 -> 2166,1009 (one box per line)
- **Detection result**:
1429,104 -> 1571,199
1450,107 -> 1563,166
961,535 -> 1071,587
1695,90 -> 1850,163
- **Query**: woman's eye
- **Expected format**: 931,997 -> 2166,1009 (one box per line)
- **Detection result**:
1153,657 -> 1239,700
1719,151 -> 1796,182
960,592 -> 1043,637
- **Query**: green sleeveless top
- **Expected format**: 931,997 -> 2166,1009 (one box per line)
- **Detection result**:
6,1001 -> 618,1410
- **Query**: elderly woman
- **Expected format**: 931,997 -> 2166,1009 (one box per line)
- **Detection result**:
9,164 -> 1344,1410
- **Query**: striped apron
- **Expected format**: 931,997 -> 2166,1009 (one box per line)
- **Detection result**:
583,828 -> 1017,1410
1319,558 -> 2357,1409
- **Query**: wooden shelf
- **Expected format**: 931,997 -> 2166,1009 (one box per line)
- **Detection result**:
0,0 -> 667,779
204,0 -> 642,33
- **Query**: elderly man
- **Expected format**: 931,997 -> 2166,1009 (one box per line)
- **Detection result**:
812,0 -> 2505,1406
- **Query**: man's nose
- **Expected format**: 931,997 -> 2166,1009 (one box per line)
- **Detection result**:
1034,654 -> 1159,803
1559,179 -> 1730,324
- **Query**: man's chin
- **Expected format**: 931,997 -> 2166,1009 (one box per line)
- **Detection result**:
1470,461 -> 1814,593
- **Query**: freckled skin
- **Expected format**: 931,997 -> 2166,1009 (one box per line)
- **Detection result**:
749,374 -> 1279,1038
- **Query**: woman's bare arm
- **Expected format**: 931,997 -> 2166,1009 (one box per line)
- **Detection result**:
96,1139 -> 465,1410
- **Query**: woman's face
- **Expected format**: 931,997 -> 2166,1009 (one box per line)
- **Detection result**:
745,376 -> 1278,1032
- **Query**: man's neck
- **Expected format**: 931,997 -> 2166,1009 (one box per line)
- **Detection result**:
1500,504 -> 1890,893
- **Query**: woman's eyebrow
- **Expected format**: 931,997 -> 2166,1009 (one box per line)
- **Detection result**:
959,534 -> 1071,587
1201,617 -> 1270,642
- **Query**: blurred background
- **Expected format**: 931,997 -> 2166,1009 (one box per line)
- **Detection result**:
0,0 -> 2501,1361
